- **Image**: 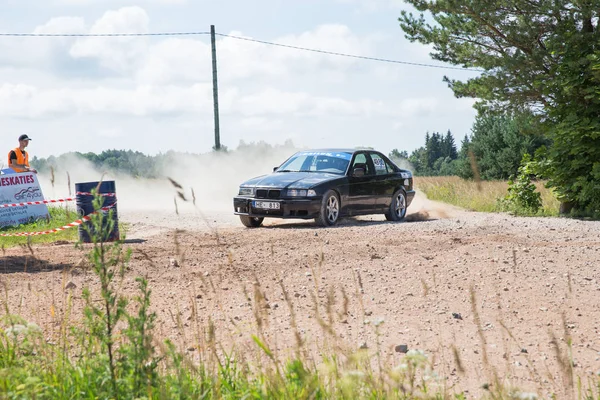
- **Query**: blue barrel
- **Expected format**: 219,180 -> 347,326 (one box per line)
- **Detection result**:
75,180 -> 119,243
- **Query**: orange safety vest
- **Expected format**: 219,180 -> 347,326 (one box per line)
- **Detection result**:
8,148 -> 29,173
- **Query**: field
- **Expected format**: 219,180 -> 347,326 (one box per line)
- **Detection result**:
1,179 -> 599,399
414,176 -> 561,216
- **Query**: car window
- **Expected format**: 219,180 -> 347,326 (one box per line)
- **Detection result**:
350,153 -> 374,176
277,152 -> 350,174
385,159 -> 397,173
371,153 -> 390,175
280,156 -> 306,171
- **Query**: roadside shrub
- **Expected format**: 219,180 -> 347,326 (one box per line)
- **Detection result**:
499,154 -> 543,215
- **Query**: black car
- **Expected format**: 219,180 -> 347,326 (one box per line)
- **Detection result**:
233,148 -> 415,227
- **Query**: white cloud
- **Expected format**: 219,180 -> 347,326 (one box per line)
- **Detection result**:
97,127 -> 123,138
219,24 -> 374,82
135,24 -> 375,85
135,38 -> 211,84
70,7 -> 150,73
0,82 -> 214,118
33,16 -> 87,35
234,88 -> 395,118
0,17 -> 85,69
396,97 -> 439,118
236,89 -> 309,116
232,89 -> 439,120
0,3 -> 478,158
240,117 -> 284,132
0,82 -> 433,121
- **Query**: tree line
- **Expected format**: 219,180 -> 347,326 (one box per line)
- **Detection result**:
30,140 -> 298,179
389,111 -> 548,180
32,150 -> 164,179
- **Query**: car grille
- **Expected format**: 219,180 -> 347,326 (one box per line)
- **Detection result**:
256,189 -> 281,199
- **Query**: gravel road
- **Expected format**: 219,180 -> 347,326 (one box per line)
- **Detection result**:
3,191 -> 600,398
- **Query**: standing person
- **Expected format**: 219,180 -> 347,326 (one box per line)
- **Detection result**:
8,134 -> 37,174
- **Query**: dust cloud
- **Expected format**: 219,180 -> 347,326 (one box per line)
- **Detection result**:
36,144 -> 299,215
387,156 -> 460,221
406,189 -> 460,221
388,156 -> 415,173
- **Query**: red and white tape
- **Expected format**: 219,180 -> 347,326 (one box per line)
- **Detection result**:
0,203 -> 116,237
0,197 -> 76,209
75,192 -> 117,197
0,192 -> 116,209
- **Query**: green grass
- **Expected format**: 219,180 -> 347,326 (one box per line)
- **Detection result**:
415,176 -> 561,216
0,321 -> 443,399
1,205 -> 128,248
0,206 -> 80,248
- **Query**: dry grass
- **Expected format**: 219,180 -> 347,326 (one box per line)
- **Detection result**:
414,176 -> 560,216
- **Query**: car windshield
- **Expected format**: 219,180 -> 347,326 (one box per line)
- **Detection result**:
276,152 -> 351,175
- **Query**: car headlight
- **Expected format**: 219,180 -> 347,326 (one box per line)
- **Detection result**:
287,189 -> 307,197
239,187 -> 254,196
287,189 -> 318,197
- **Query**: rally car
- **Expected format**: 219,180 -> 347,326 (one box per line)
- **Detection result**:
233,148 -> 415,227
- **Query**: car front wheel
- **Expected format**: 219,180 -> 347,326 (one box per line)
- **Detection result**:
239,215 -> 264,228
385,189 -> 407,222
316,190 -> 340,227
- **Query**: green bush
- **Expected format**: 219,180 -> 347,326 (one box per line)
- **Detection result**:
499,154 -> 542,215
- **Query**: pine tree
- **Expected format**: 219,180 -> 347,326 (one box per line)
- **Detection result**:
455,134 -> 473,179
425,132 -> 443,171
443,130 -> 458,160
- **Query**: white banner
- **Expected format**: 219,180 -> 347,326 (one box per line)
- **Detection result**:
0,172 -> 49,228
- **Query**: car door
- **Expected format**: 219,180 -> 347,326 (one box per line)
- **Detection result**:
368,152 -> 398,209
346,152 -> 377,214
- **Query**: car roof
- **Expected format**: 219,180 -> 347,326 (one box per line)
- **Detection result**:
295,148 -> 379,154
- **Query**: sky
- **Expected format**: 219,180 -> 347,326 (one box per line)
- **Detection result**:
0,0 -> 480,160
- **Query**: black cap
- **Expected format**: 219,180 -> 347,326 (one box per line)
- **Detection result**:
18,134 -> 32,141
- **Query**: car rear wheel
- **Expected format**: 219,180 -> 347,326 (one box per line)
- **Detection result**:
239,215 -> 264,228
385,189 -> 407,222
316,190 -> 340,227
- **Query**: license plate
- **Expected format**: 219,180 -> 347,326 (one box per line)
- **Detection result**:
253,201 -> 280,210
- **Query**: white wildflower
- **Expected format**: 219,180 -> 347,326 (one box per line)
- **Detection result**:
515,392 -> 537,400
4,324 -> 27,338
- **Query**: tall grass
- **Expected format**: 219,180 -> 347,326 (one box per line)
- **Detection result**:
415,176 -> 560,216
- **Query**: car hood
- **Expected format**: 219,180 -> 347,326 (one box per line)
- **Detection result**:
241,172 -> 340,189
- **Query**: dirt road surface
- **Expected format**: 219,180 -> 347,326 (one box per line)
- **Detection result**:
2,192 -> 600,398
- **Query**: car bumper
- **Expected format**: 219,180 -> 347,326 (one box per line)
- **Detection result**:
233,196 -> 322,219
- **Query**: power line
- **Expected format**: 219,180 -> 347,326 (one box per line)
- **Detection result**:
0,31 -> 210,37
216,33 -> 482,72
0,29 -> 482,72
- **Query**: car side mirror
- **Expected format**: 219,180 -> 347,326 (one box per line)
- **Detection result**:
353,167 -> 365,177
273,167 -> 278,172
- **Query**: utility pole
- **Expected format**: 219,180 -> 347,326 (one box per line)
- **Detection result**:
210,24 -> 221,151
